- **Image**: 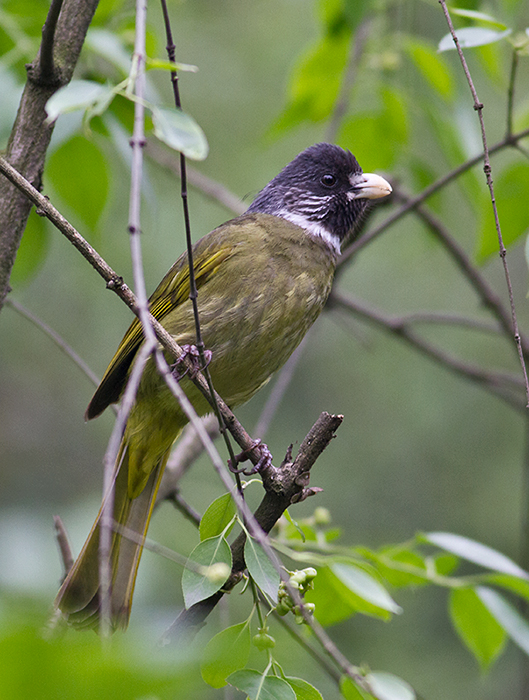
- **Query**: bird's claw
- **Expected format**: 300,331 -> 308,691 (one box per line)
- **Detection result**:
172,344 -> 212,381
228,439 -> 273,475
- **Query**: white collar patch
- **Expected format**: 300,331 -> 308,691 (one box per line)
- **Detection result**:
278,210 -> 341,255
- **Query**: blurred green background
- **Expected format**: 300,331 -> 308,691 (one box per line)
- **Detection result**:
2,0 -> 529,697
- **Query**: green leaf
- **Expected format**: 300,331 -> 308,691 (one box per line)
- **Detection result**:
199,493 -> 236,541
477,163 -> 529,260
85,29 -> 132,75
306,566 -> 390,625
477,586 -> 529,656
318,0 -> 369,34
423,532 -> 529,579
438,27 -> 512,52
338,87 -> 407,170
449,8 -> 507,28
45,80 -> 115,122
285,676 -> 324,700
146,57 -> 198,73
434,553 -> 459,576
331,563 -> 402,615
366,672 -> 415,700
449,587 -> 506,668
375,547 -> 429,588
10,209 -> 49,286
486,573 -> 529,603
228,670 -> 296,700
151,106 -> 208,160
271,29 -> 351,133
244,536 -> 281,603
46,135 -> 109,231
201,622 -> 251,688
284,510 -> 310,542
181,535 -> 232,608
305,566 -> 358,625
340,676 -> 375,699
283,515 -> 317,542
404,38 -> 454,99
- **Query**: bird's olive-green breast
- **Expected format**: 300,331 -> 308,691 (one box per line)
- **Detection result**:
136,212 -> 336,417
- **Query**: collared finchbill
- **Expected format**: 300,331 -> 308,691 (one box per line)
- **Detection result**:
348,172 -> 392,200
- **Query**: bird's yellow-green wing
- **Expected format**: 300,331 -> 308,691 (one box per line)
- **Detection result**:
85,235 -> 234,420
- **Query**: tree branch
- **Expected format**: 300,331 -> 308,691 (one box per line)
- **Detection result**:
330,289 -> 525,410
145,138 -> 246,216
339,126 -> 529,268
325,20 -> 371,143
438,0 -> 529,407
168,411 -> 343,633
39,0 -> 65,84
0,156 -> 268,469
0,0 -> 100,311
390,185 -> 526,352
5,297 -> 101,388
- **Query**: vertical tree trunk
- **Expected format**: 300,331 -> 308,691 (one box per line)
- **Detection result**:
0,0 -> 100,310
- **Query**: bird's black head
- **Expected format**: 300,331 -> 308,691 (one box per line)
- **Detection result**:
247,143 -> 391,253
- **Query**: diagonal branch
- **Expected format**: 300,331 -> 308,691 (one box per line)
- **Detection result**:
0,155 -> 267,469
330,289 -> 525,410
167,412 -> 343,633
390,186 -> 527,352
339,126 -> 529,268
5,297 -> 101,388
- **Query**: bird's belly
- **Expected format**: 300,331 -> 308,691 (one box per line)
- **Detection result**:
134,257 -> 333,434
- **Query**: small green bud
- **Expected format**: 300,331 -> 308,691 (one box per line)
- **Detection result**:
276,600 -> 293,616
289,571 -> 306,585
252,632 -> 276,650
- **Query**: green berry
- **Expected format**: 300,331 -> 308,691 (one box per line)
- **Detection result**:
252,633 -> 276,650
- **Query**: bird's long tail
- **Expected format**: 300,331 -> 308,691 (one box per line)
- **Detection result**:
54,440 -> 169,631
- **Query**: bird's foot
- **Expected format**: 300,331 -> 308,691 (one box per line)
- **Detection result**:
172,344 -> 212,381
228,439 -> 273,475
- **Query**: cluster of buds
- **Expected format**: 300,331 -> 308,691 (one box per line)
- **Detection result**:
276,567 -> 317,623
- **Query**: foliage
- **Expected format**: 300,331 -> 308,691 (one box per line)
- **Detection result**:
2,0 -> 529,699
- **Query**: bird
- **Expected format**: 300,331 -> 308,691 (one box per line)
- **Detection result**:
54,142 -> 391,630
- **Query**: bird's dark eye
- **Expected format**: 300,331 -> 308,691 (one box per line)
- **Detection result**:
320,173 -> 337,188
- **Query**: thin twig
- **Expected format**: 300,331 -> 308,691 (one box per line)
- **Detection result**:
0,156 -> 267,469
5,297 -> 101,387
111,521 -> 191,569
159,0 -> 241,488
146,138 -> 245,215
270,606 -> 342,683
99,0 -> 154,638
165,492 -> 202,528
157,415 -> 220,503
53,515 -> 74,578
390,185 -> 525,350
438,0 -> 529,406
253,334 -> 309,440
506,48 -> 519,140
339,126 -> 529,267
325,20 -> 371,143
99,340 -> 156,637
39,0 -> 64,84
391,311 -> 500,334
330,290 -> 525,410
